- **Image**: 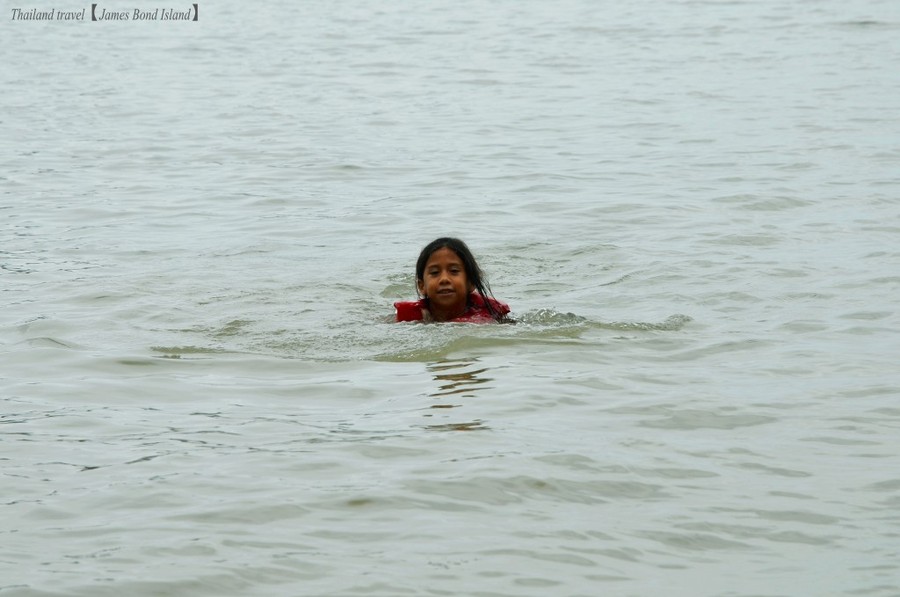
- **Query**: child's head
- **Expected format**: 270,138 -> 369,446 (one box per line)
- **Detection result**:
415,237 -> 501,320
415,237 -> 486,297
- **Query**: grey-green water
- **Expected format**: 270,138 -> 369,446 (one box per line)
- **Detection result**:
3,1 -> 899,595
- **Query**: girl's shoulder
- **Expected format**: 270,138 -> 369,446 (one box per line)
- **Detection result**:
456,292 -> 510,323
469,292 -> 510,315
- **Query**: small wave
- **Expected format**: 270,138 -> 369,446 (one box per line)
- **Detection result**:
15,337 -> 80,349
514,310 -> 691,332
167,308 -> 692,363
373,311 -> 692,362
591,314 -> 693,332
515,309 -> 588,326
150,345 -> 232,358
835,20 -> 894,30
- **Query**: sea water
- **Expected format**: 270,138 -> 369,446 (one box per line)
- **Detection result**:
2,0 -> 899,595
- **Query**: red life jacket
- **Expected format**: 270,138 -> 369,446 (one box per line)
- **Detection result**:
394,292 -> 510,323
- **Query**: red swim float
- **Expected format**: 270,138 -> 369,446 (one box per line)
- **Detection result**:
395,292 -> 510,323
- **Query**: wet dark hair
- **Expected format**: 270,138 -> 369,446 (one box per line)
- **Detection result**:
415,237 -> 504,322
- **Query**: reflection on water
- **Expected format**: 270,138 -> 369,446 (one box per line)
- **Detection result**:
427,359 -> 493,398
425,420 -> 489,432
422,359 -> 493,431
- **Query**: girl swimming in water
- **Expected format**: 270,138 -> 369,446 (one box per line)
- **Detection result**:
394,237 -> 511,323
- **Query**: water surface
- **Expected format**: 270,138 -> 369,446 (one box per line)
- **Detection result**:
3,1 -> 900,595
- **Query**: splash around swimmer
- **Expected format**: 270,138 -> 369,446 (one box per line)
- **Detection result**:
394,238 -> 512,324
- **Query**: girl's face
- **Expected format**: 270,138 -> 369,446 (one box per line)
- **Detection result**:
417,247 -> 473,320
